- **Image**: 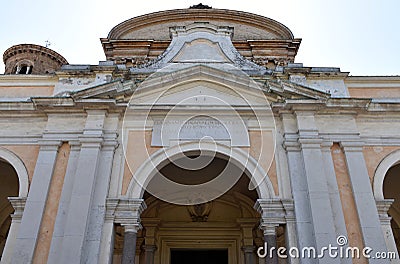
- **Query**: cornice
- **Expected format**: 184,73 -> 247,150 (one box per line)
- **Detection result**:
346,76 -> 400,83
0,74 -> 58,84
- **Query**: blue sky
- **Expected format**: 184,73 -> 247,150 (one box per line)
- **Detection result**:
1,0 -> 399,75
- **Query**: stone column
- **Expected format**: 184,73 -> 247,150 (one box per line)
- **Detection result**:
255,199 -> 287,264
242,246 -> 256,264
99,198 -> 119,264
11,140 -> 61,264
281,200 -> 298,264
115,199 -> 147,264
141,218 -> 160,264
143,245 -> 157,264
341,142 -> 390,263
122,225 -> 140,264
263,225 -> 278,264
1,197 -> 26,264
376,199 -> 399,259
238,218 -> 258,264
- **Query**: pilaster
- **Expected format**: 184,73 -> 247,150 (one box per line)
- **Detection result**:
376,199 -> 399,260
297,111 -> 340,263
58,110 -> 107,264
82,131 -> 118,263
1,197 -> 26,264
320,141 -> 350,264
47,140 -> 80,263
341,141 -> 390,263
11,140 -> 61,264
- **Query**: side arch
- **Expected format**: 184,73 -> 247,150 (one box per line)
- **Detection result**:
373,149 -> 400,200
0,147 -> 29,197
126,141 -> 276,200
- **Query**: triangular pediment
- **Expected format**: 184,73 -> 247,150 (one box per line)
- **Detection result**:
128,65 -> 270,108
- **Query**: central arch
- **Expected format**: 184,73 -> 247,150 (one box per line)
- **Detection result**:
117,142 -> 281,264
126,141 -> 276,201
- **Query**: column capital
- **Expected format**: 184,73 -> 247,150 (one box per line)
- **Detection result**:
105,198 -> 119,222
298,137 -> 323,149
260,224 -> 279,236
78,135 -> 103,148
8,197 -> 27,222
254,198 -> 294,233
102,133 -> 119,151
122,223 -> 142,233
112,198 -> 147,231
340,141 -> 364,152
282,134 -> 300,152
68,140 -> 82,151
241,245 -> 256,253
254,199 -> 290,228
142,244 -> 157,252
37,139 -> 62,150
376,199 -> 395,223
320,141 -> 334,151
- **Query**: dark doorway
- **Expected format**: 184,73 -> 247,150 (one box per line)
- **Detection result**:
171,249 -> 228,264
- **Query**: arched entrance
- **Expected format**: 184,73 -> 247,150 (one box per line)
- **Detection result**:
0,159 -> 19,258
113,156 -> 285,264
383,163 -> 400,253
0,148 -> 29,263
373,149 -> 400,257
110,143 -> 290,264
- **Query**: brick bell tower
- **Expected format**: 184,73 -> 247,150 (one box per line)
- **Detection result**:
3,43 -> 68,75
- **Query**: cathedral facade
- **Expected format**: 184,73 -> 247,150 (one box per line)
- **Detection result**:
0,5 -> 399,264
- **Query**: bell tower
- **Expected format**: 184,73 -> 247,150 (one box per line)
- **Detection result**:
3,43 -> 68,74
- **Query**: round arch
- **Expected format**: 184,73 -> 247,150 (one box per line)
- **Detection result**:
0,147 -> 29,197
126,141 -> 276,200
373,149 -> 400,200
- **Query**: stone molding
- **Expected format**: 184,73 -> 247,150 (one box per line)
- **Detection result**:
376,199 -> 395,224
106,198 -> 147,232
254,198 -> 294,233
8,197 -> 27,223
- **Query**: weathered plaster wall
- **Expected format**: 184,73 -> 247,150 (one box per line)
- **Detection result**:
122,130 -> 160,195
363,146 -> 400,187
331,143 -> 367,264
32,143 -> 70,264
